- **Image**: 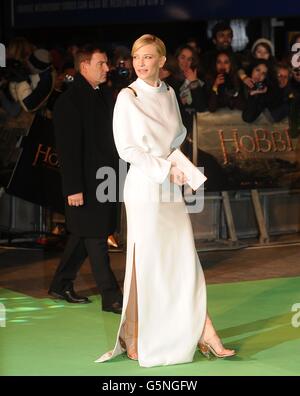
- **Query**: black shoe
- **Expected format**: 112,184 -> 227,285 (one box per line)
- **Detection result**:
48,288 -> 91,304
102,301 -> 123,314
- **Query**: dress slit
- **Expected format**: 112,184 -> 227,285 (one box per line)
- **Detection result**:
119,243 -> 138,358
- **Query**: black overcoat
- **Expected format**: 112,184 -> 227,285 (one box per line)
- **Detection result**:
53,73 -> 118,237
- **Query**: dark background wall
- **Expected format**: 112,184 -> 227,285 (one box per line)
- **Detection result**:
0,1 -> 299,58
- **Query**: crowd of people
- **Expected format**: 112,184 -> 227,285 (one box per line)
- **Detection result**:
1,21 -> 300,177
1,25 -> 300,117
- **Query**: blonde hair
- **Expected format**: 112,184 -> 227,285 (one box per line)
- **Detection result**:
131,34 -> 166,57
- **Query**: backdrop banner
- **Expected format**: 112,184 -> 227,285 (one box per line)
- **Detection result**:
7,114 -> 64,213
197,110 -> 300,191
12,0 -> 300,27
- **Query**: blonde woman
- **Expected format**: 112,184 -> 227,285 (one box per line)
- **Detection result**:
96,34 -> 235,368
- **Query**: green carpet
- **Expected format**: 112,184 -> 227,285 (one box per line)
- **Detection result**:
1,276 -> 300,376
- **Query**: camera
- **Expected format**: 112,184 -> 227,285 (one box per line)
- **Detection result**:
60,74 -> 74,92
253,81 -> 266,90
115,60 -> 130,79
109,60 -> 132,90
63,74 -> 74,84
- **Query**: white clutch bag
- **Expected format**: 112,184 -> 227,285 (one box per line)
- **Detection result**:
167,149 -> 207,191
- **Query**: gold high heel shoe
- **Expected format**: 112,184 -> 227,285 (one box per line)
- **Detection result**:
119,336 -> 138,361
119,319 -> 138,361
198,337 -> 235,359
198,315 -> 236,359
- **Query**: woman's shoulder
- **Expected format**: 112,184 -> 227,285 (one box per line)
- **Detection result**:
116,83 -> 138,102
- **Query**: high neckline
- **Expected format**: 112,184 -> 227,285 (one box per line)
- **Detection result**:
135,77 -> 164,92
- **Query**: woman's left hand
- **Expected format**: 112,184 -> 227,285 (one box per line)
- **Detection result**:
249,86 -> 268,96
169,165 -> 188,186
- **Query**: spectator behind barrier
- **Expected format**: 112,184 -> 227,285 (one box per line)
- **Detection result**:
239,38 -> 276,90
202,21 -> 239,74
267,63 -> 293,123
242,59 -> 272,123
206,50 -> 244,113
163,44 -> 207,158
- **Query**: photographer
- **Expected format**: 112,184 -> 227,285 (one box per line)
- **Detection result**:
108,46 -> 135,99
46,65 -> 76,117
242,59 -> 273,123
206,50 -> 244,113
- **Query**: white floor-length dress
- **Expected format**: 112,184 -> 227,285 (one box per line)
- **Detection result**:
96,78 -> 207,367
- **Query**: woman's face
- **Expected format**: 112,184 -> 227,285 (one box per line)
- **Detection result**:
216,53 -> 231,74
177,48 -> 193,72
254,45 -> 270,60
251,63 -> 268,82
132,44 -> 165,85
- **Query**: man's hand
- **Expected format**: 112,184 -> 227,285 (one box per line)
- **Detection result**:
68,193 -> 84,207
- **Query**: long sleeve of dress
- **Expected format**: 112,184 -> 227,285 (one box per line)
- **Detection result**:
113,89 -> 172,184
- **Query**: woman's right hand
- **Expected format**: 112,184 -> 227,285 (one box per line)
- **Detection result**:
243,76 -> 255,89
213,74 -> 225,91
169,164 -> 187,186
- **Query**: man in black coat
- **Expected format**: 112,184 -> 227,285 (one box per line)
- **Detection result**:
48,44 -> 122,314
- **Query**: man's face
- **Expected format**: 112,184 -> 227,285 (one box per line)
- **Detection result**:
277,67 -> 289,88
82,51 -> 109,86
213,29 -> 233,50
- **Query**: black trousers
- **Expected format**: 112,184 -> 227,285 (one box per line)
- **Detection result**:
49,234 -> 122,306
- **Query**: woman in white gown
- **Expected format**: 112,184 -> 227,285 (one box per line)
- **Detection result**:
96,34 -> 235,368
